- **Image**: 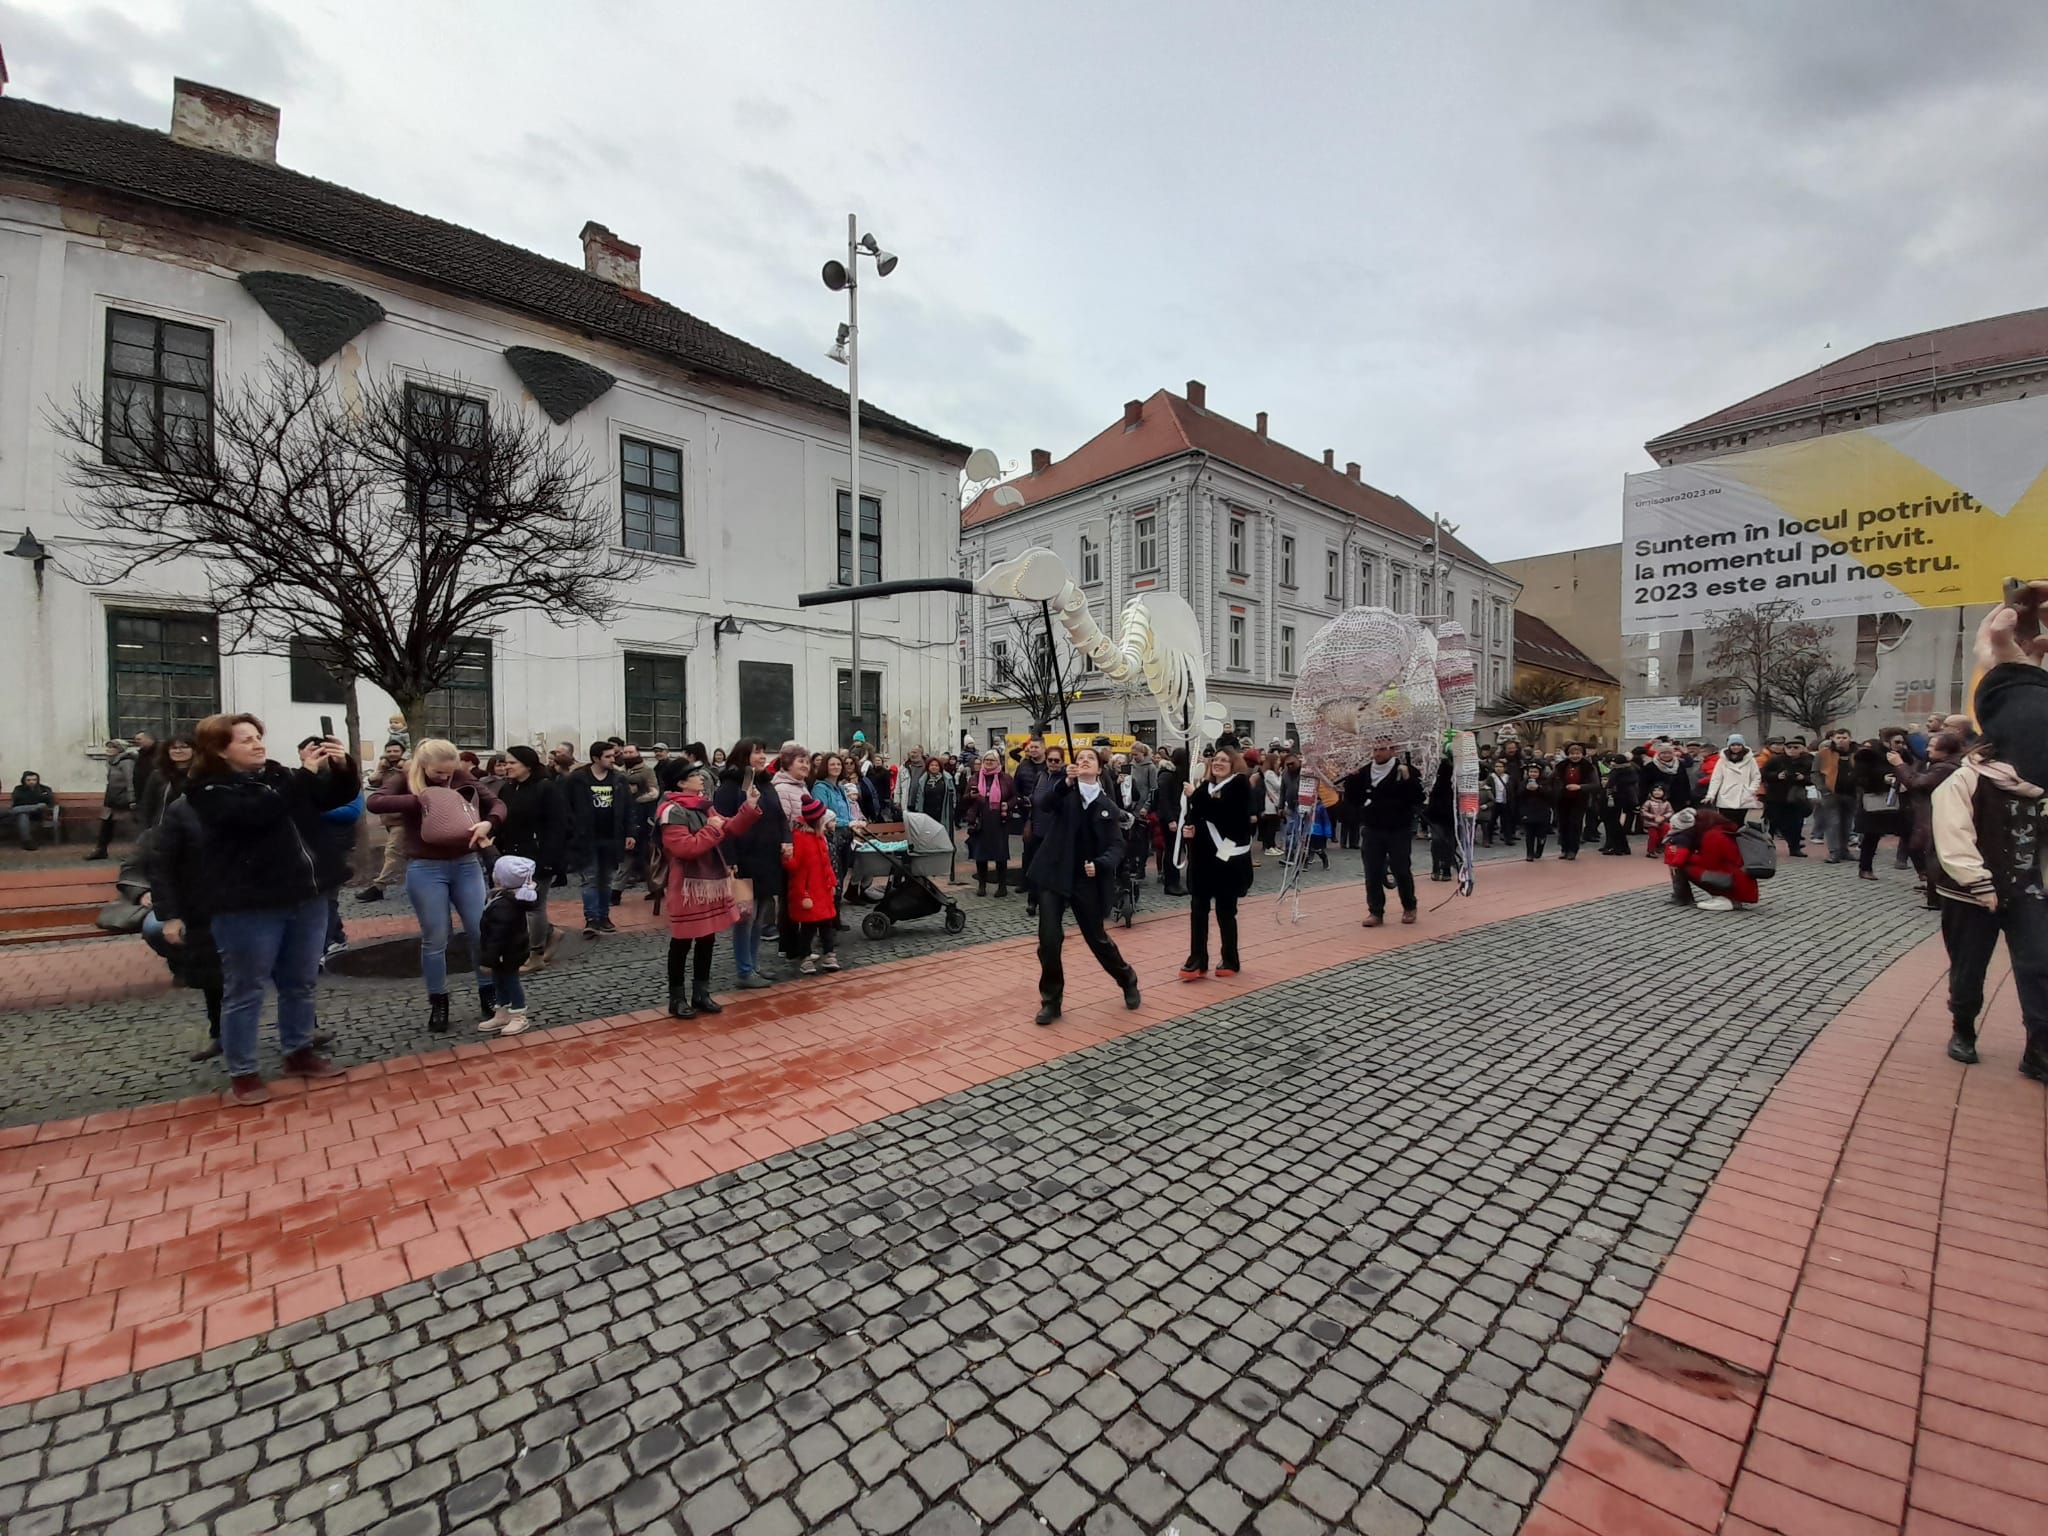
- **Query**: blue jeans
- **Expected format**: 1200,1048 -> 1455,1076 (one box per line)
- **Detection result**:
492,967 -> 525,1009
583,843 -> 619,926
406,856 -> 487,995
212,896 -> 327,1077
731,897 -> 763,977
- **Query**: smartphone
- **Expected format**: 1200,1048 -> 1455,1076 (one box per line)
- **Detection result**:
319,715 -> 334,740
2005,578 -> 2044,644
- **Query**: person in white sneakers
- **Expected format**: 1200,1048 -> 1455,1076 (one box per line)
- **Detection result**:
477,855 -> 538,1036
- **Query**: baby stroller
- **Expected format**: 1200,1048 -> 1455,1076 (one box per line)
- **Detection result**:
1113,808 -> 1148,927
848,810 -> 967,939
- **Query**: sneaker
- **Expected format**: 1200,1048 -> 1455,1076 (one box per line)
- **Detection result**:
499,1009 -> 530,1037
226,1074 -> 271,1107
355,885 -> 384,902
1179,965 -> 1206,981
819,955 -> 841,972
583,925 -> 601,940
761,925 -> 780,941
737,973 -> 773,990
799,957 -> 818,975
596,919 -> 619,934
324,939 -> 348,958
1215,966 -> 1238,979
1695,894 -> 1735,911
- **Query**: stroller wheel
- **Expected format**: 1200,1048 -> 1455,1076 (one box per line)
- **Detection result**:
942,906 -> 967,934
861,911 -> 891,941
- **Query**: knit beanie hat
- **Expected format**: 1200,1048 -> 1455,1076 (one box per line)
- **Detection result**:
492,855 -> 538,902
800,795 -> 828,826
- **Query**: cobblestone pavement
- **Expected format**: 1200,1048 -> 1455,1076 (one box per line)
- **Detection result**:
0,862 -> 1935,1535
0,836 -> 1475,1129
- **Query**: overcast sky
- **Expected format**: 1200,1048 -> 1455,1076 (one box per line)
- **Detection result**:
8,0 -> 2048,560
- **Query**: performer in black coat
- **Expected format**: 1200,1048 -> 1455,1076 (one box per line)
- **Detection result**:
1344,745 -> 1424,926
1179,748 -> 1255,979
1024,747 -> 1141,1025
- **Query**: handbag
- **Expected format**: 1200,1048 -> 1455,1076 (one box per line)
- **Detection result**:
728,874 -> 755,914
418,785 -> 479,845
1859,790 -> 1894,814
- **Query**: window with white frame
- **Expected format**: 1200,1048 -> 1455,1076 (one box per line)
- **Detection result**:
1228,614 -> 1246,670
1280,624 -> 1296,674
1079,533 -> 1101,585
1359,557 -> 1375,606
990,636 -> 1010,673
1227,515 -> 1247,576
1491,600 -> 1504,645
1420,575 -> 1434,615
1134,513 -> 1158,572
1325,548 -> 1341,600
1279,535 -> 1296,588
103,311 -> 214,468
1390,567 -> 1406,613
620,437 -> 684,556
1471,595 -> 1481,634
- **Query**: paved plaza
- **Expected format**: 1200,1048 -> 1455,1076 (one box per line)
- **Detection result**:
0,854 -> 2040,1536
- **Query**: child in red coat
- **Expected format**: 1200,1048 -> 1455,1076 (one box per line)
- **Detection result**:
785,796 -> 841,973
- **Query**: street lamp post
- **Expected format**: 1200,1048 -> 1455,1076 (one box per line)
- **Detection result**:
823,216 -> 897,748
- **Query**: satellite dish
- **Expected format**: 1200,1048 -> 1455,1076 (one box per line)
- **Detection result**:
993,486 -> 1026,508
964,448 -> 1001,481
821,259 -> 849,292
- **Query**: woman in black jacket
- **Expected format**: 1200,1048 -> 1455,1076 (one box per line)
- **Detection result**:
1179,747 -> 1254,980
1853,742 -> 1905,879
1151,748 -> 1189,897
1025,747 -> 1141,1025
494,745 -> 567,967
713,739 -> 788,987
163,713 -> 357,1106
137,734 -> 196,831
147,793 -> 227,1061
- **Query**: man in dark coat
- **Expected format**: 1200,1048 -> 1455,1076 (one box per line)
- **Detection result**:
1025,749 -> 1140,1025
1345,744 -> 1423,926
1761,737 -> 1816,857
1151,748 -> 1188,896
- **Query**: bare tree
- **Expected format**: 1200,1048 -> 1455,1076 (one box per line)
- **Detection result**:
1698,600 -> 1829,739
1768,653 -> 1863,738
55,355 -> 648,740
975,610 -> 1083,734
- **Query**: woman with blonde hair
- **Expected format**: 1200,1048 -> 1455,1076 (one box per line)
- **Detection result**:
368,738 -> 506,1032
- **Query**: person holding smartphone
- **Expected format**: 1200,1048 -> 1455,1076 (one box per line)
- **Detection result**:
713,740 -> 788,988
159,714 -> 359,1106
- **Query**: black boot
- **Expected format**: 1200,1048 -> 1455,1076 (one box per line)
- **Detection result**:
1947,1025 -> 1979,1065
1034,994 -> 1061,1026
477,985 -> 496,1024
670,984 -> 695,1019
995,870 -> 1010,898
977,874 -> 988,898
428,993 -> 451,1033
1121,969 -> 1142,1011
693,991 -> 723,1015
85,819 -> 113,861
2020,1047 -> 2048,1084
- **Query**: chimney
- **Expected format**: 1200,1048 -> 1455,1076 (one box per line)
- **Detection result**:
1123,399 -> 1142,428
1030,448 -> 1052,474
1322,449 -> 1335,469
1185,380 -> 1206,410
1255,411 -> 1268,438
169,79 -> 279,163
1346,462 -> 1361,481
579,221 -> 642,289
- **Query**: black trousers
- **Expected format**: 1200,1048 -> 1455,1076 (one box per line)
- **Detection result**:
666,935 -> 716,993
1188,891 -> 1239,972
1558,798 -> 1587,854
1036,884 -> 1130,1000
1943,897 -> 2048,1057
1361,828 -> 1415,917
1600,806 -> 1631,855
1857,810 -> 1904,874
1765,801 -> 1805,854
1524,826 -> 1549,859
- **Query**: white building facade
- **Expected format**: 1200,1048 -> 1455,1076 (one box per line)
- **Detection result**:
958,384 -> 1518,748
0,83 -> 966,791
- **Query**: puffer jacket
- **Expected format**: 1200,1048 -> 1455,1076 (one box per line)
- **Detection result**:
782,828 -> 838,922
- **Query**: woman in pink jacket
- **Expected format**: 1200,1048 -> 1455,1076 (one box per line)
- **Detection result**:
658,759 -> 761,1018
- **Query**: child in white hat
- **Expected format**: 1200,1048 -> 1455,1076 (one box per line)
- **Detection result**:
479,855 -> 537,1035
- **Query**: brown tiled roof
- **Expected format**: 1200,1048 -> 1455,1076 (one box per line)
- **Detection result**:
1651,306 -> 2048,446
0,96 -> 965,456
962,387 -> 1503,575
1513,611 -> 1617,685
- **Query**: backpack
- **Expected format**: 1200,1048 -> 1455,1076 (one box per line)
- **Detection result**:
1735,822 -> 1777,879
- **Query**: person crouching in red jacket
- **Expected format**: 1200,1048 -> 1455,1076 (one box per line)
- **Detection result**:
1665,807 -> 1759,910
784,797 -> 841,974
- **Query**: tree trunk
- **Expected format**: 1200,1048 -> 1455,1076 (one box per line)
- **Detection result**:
394,695 -> 430,748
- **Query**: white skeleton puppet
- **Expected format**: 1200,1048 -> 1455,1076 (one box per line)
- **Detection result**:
975,548 -> 1230,747
1279,609 -> 1482,911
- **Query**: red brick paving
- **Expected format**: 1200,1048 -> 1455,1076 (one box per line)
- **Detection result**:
1522,938 -> 2048,1536
0,854 -> 1662,1405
